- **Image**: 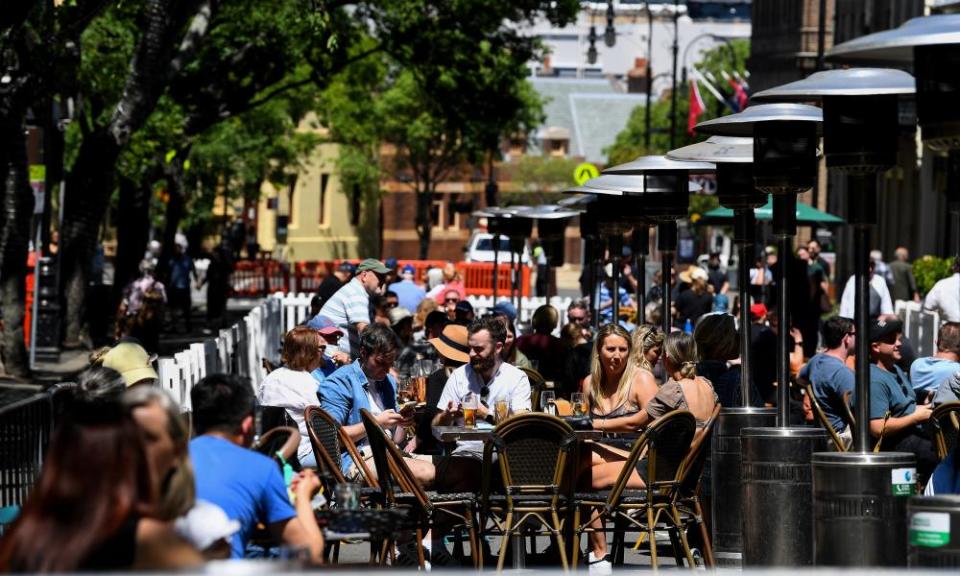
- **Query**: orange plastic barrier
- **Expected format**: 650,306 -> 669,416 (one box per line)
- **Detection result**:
230,259 -> 531,297
24,252 -> 36,347
456,262 -> 531,297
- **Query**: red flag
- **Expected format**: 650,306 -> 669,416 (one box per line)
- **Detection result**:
688,79 -> 705,135
728,77 -> 749,111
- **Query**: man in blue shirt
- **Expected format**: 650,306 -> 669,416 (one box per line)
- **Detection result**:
189,373 -> 323,560
320,324 -> 434,487
167,241 -> 197,333
869,318 -> 936,481
911,322 -> 960,399
388,265 -> 426,312
799,316 -> 856,448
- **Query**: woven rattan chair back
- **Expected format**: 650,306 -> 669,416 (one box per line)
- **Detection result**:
491,412 -> 576,495
253,426 -> 300,469
932,401 -> 960,459
304,406 -> 347,487
645,411 -> 697,494
805,383 -> 847,452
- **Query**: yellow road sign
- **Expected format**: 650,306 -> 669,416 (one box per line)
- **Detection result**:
573,162 -> 599,186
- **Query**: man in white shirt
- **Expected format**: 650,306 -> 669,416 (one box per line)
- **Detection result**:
839,259 -> 894,320
924,258 -> 960,323
432,316 -> 531,490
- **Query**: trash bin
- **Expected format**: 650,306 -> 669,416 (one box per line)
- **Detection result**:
813,451 -> 916,566
741,427 -> 828,566
711,407 -> 777,559
908,495 -> 960,567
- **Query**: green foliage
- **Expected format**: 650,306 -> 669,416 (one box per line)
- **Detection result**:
913,255 -> 954,295
605,39 -> 751,164
504,156 -> 579,206
689,193 -> 719,223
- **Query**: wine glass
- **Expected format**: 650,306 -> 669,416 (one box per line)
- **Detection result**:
540,390 -> 556,415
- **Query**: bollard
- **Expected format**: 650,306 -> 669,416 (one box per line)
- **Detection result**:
813,451 -> 916,566
741,427 -> 828,566
710,407 -> 776,561
909,495 -> 960,567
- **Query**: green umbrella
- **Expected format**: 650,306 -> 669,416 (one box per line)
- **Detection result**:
697,195 -> 845,225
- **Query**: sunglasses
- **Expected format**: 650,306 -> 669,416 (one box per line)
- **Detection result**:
445,297 -> 460,304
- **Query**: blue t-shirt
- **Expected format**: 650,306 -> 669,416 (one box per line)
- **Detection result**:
869,364 -> 915,422
168,254 -> 194,290
387,279 -> 426,313
800,354 -> 855,432
910,356 -> 960,393
190,435 -> 296,558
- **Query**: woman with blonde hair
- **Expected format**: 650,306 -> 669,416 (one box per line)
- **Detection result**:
631,323 -> 665,374
582,331 -> 718,570
257,326 -> 324,467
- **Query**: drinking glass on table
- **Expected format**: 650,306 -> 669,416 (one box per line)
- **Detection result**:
571,392 -> 588,418
494,398 -> 511,424
414,360 -> 431,403
462,392 -> 479,428
334,483 -> 360,510
540,390 -> 557,415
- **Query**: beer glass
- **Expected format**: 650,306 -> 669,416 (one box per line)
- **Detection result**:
463,392 -> 478,428
571,392 -> 588,417
494,398 -> 510,424
540,390 -> 557,415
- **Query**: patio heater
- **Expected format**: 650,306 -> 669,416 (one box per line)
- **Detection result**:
631,223 -> 650,322
514,205 -> 580,299
695,104 -> 829,567
560,193 -> 604,329
599,156 -> 715,332
668,135 -> 778,561
824,16 -> 960,565
473,207 -> 532,314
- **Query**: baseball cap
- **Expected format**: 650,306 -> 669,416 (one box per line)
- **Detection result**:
337,261 -> 356,273
401,264 -> 416,275
870,318 -> 903,343
101,342 -> 158,387
306,315 -> 344,336
492,300 -> 517,323
429,324 -> 470,364
384,257 -> 398,271
455,300 -> 474,315
750,303 -> 768,322
356,258 -> 391,274
389,307 -> 413,327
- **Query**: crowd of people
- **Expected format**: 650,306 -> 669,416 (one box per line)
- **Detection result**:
5,247 -> 960,572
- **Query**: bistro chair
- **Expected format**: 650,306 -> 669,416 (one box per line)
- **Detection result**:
931,401 -> 960,459
480,412 -> 578,571
253,426 -> 300,470
304,406 -> 380,564
260,405 -> 296,434
805,383 -> 848,452
572,410 -> 697,570
521,367 -> 547,409
359,409 -> 480,569
668,404 -> 720,568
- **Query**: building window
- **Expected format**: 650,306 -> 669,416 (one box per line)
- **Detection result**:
319,173 -> 329,225
351,184 -> 361,226
431,199 -> 443,231
287,174 -> 298,225
447,198 -> 460,229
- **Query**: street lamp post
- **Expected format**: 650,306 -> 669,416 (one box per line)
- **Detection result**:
695,104 -> 828,567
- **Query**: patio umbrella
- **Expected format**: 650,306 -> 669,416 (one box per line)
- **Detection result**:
697,195 -> 844,225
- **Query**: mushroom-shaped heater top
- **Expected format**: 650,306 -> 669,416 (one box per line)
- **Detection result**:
695,104 -> 823,196
827,15 -> 960,151
752,68 -> 914,173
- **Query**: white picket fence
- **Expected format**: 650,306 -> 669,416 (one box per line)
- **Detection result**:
157,295 -> 284,412
895,300 -> 940,358
156,292 -> 577,410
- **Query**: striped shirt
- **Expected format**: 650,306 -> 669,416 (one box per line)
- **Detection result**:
315,278 -> 370,357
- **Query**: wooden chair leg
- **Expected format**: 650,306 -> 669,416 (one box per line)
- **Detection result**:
571,507 -> 582,568
694,500 -> 715,567
497,512 -> 514,572
416,528 -> 426,569
552,510 -> 570,573
647,506 -> 659,571
668,527 -> 685,566
671,506 -> 696,569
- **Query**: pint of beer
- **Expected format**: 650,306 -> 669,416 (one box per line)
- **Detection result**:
463,392 -> 479,428
415,376 -> 427,403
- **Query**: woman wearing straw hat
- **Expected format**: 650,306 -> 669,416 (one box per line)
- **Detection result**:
411,324 -> 471,454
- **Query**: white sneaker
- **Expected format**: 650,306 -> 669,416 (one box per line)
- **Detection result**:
588,552 -> 612,575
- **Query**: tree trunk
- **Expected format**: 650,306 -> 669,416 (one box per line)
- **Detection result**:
415,185 -> 433,260
60,0 -> 205,344
157,155 -> 187,278
0,119 -> 33,377
112,175 -> 153,311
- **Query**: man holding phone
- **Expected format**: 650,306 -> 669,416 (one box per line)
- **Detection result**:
320,324 -> 434,487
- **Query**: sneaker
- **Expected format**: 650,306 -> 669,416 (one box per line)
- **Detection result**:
588,552 -> 612,576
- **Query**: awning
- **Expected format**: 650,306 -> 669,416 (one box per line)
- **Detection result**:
698,195 -> 845,225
